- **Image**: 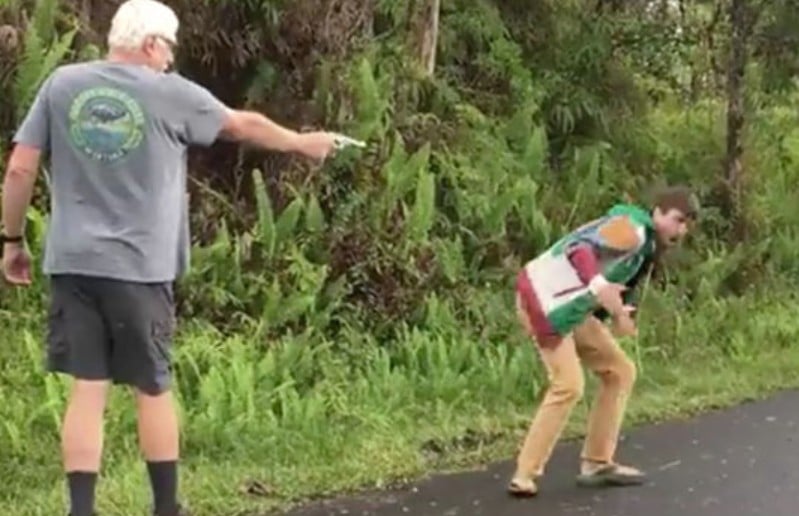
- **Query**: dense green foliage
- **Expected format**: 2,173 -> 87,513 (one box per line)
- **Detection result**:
2,0 -> 799,514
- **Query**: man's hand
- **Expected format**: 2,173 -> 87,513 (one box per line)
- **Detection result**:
2,243 -> 32,286
295,131 -> 339,162
592,280 -> 627,317
611,306 -> 637,337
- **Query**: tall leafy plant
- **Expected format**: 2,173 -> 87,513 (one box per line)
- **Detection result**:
13,0 -> 76,122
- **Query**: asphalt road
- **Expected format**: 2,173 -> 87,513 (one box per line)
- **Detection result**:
287,390 -> 799,516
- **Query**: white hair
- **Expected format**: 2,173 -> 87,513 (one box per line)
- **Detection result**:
107,0 -> 179,51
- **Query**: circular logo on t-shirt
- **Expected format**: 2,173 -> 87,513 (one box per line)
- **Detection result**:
69,87 -> 145,162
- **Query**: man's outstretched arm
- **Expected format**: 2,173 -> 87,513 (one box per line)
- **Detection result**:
175,75 -> 340,160
219,109 -> 299,151
218,108 -> 336,160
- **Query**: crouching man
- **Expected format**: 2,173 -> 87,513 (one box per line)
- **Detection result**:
508,186 -> 698,497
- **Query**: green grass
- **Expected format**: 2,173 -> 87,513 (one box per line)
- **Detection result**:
1,287 -> 798,515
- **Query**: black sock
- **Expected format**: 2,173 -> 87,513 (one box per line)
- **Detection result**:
146,460 -> 178,514
67,471 -> 97,516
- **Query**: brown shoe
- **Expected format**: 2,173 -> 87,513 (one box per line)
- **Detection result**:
507,475 -> 539,497
576,462 -> 646,487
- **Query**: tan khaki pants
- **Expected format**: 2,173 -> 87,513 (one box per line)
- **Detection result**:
514,300 -> 637,479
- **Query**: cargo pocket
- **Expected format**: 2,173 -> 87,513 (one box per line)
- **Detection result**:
150,316 -> 174,360
45,297 -> 68,369
149,285 -> 176,370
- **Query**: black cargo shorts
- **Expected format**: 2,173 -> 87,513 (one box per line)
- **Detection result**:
46,274 -> 176,395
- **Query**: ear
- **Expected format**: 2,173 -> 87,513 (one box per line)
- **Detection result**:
141,35 -> 157,53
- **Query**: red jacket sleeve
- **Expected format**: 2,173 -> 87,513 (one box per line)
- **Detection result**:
566,215 -> 642,285
566,243 -> 600,283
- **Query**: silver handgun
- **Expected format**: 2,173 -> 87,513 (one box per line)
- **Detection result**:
332,133 -> 367,150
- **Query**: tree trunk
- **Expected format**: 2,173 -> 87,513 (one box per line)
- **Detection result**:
411,0 -> 440,78
77,0 -> 92,46
723,0 -> 749,242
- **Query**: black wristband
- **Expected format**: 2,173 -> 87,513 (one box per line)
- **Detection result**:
0,234 -> 23,244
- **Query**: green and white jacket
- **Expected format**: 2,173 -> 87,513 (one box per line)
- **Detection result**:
516,203 -> 656,338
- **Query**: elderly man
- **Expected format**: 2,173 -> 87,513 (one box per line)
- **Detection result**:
1,0 -> 343,514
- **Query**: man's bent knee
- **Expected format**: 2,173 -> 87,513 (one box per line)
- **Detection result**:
602,355 -> 637,391
546,376 -> 585,406
619,356 -> 637,389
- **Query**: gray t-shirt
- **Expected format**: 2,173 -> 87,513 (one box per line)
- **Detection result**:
13,60 -> 227,283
